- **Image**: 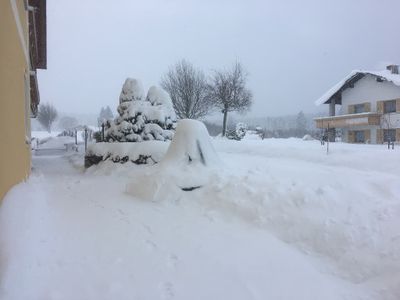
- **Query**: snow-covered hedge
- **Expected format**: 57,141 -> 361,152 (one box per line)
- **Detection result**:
85,141 -> 169,168
103,79 -> 176,142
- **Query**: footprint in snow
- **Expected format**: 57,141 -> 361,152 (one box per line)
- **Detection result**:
117,208 -> 127,216
159,281 -> 174,299
142,223 -> 153,234
145,239 -> 157,251
167,254 -> 178,269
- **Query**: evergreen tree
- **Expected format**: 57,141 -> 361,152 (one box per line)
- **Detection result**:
104,78 -> 176,142
296,111 -> 307,137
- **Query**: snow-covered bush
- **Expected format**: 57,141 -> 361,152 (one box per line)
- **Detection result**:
104,78 -> 176,142
226,122 -> 247,141
235,122 -> 247,140
85,141 -> 169,168
302,134 -> 314,141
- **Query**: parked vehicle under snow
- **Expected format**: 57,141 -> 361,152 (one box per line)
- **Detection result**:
126,119 -> 221,200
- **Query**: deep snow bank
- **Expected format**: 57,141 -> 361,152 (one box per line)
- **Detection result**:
1,137 -> 399,299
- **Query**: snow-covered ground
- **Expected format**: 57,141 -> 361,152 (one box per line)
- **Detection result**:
31,131 -> 61,140
1,137 -> 399,300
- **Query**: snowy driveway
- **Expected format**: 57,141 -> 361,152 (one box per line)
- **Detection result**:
1,138 -> 399,300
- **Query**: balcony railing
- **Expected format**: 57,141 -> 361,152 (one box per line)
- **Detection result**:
314,112 -> 381,129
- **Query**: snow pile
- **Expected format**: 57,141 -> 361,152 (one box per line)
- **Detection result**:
161,119 -> 220,168
302,134 -> 314,141
104,79 -> 176,142
242,130 -> 263,140
126,119 -> 221,200
85,141 -> 169,166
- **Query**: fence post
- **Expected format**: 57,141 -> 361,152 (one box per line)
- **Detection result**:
327,123 -> 329,155
84,127 -> 88,152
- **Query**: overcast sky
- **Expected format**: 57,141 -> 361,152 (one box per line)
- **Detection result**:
38,0 -> 400,118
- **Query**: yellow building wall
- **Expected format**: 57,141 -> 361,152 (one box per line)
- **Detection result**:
0,0 -> 31,200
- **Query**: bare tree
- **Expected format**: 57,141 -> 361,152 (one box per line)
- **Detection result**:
37,103 -> 58,133
208,62 -> 252,136
58,116 -> 78,130
161,60 -> 211,119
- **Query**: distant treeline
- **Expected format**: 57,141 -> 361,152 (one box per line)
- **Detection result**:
204,111 -> 324,138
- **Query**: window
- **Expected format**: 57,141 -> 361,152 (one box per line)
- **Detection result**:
383,129 -> 396,142
354,130 -> 365,143
384,100 -> 396,113
354,104 -> 364,113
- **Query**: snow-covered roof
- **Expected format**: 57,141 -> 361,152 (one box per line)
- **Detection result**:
315,69 -> 400,106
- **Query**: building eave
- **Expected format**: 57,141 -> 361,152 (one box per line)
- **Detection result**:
28,0 -> 46,116
28,0 -> 46,70
315,70 -> 400,106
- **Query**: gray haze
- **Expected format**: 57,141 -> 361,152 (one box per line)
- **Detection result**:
37,0 -> 400,118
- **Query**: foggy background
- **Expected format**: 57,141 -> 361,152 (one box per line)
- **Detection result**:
37,0 -> 400,120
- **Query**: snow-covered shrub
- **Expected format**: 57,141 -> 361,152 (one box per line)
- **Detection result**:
226,122 -> 247,141
85,141 -> 169,168
235,122 -> 247,140
104,78 -> 176,142
302,134 -> 314,141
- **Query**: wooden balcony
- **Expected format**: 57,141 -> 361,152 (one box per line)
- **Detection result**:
314,112 -> 381,129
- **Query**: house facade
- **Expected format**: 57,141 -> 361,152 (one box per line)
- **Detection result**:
0,0 -> 46,199
314,65 -> 400,144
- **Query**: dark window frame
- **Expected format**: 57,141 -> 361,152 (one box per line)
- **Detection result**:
354,104 -> 365,113
384,100 -> 396,113
354,130 -> 365,143
383,129 -> 396,142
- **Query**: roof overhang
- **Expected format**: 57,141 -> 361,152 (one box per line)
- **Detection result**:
28,0 -> 47,69
315,72 -> 365,106
315,70 -> 400,106
28,0 -> 46,117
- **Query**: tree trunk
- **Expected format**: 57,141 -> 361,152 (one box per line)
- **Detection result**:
222,109 -> 228,137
